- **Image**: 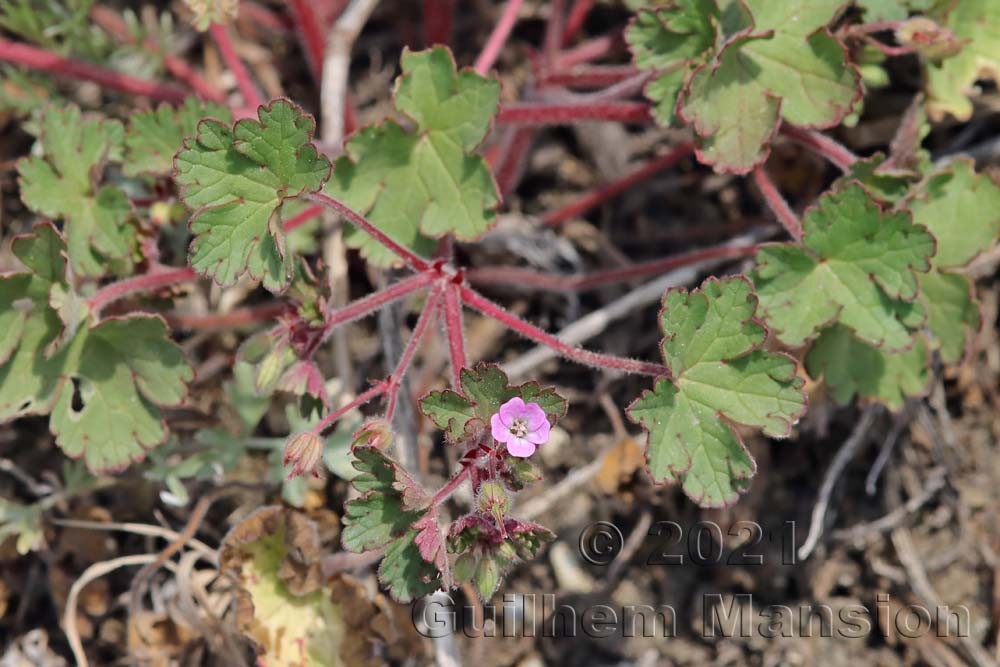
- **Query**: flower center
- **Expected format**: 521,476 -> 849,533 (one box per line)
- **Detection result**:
508,418 -> 529,439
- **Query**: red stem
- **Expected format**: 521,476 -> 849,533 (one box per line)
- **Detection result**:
862,35 -> 918,57
289,0 -> 327,82
165,302 -> 286,330
497,101 -> 651,126
87,267 -> 197,314
474,0 -> 526,75
780,125 -> 858,172
241,1 -> 296,32
562,0 -> 595,45
320,271 -> 436,343
308,192 -> 433,271
384,285 -> 442,422
553,34 -> 616,70
282,203 -> 325,232
540,142 -> 694,226
431,465 -> 472,506
209,22 -> 264,108
493,127 -> 537,197
459,285 -> 667,377
423,0 -> 454,46
466,243 -> 759,292
89,6 -> 224,104
753,167 -> 803,241
541,65 -> 639,89
311,383 -> 387,435
0,38 -> 189,103
543,0 -> 566,69
442,281 -> 468,386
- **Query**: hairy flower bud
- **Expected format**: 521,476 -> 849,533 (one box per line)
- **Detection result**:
352,419 -> 393,450
453,552 -> 477,583
282,431 -> 324,480
256,347 -> 289,393
508,458 -> 542,486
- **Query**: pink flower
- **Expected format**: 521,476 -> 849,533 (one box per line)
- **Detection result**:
490,397 -> 550,457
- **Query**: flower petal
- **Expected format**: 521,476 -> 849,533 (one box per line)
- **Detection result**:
523,402 -> 548,430
490,412 -> 510,443
498,396 -> 526,425
526,418 -> 551,445
506,437 -> 536,457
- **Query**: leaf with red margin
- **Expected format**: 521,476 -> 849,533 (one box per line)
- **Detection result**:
174,99 -> 331,292
0,224 -> 193,473
627,276 -> 806,507
325,46 -> 501,267
677,0 -> 861,173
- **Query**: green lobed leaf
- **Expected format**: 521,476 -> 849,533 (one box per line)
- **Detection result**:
753,183 -> 935,351
0,224 -> 193,473
125,98 -> 232,176
925,0 -> 1000,121
907,159 -> 1000,270
420,363 -> 567,444
17,105 -> 134,277
175,99 -> 331,291
626,276 -> 806,507
626,1 -> 720,125
917,269 -> 980,364
325,46 -> 500,266
806,325 -> 929,410
0,498 -> 45,555
677,0 -> 860,173
341,446 -> 430,553
378,527 -> 442,602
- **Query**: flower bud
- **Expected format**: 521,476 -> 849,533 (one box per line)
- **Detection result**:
475,481 -> 510,517
474,556 -> 501,600
508,458 -> 542,485
352,419 -> 393,451
256,347 -> 289,392
283,431 -> 324,480
453,552 -> 476,583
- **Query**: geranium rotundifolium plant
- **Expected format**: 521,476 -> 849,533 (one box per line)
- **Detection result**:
0,3 -> 999,662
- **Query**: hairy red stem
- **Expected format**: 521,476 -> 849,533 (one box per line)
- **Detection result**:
540,142 -> 694,225
308,192 -> 433,271
753,167 -> 803,241
459,285 -> 667,377
0,38 -> 188,103
423,0 -> 454,45
282,203 -> 325,232
493,127 -> 537,197
541,65 -> 639,88
442,281 -> 468,387
242,1 -> 296,32
165,302 -> 287,330
466,243 -> 759,292
553,34 -> 616,70
209,22 -> 264,108
431,465 -> 472,506
89,6 -> 224,104
289,0 -> 327,82
311,383 -> 387,435
781,125 -> 858,172
87,267 -> 197,314
562,0 -> 595,45
320,271 -> 437,342
87,209 -> 333,312
543,0 -> 566,69
475,0 -> 526,75
385,285 -> 442,422
497,101 -> 651,126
